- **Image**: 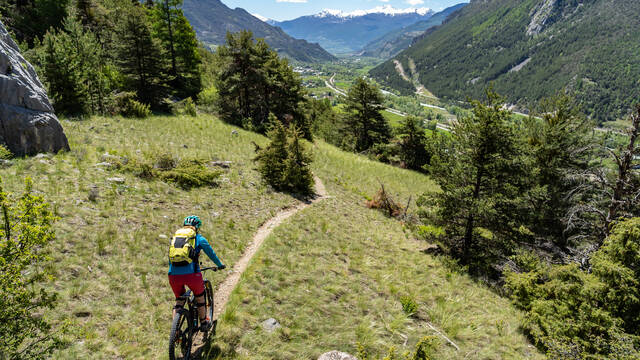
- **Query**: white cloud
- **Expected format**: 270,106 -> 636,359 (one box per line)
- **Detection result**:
406,0 -> 424,5
317,5 -> 431,18
379,0 -> 390,2
276,0 -> 307,3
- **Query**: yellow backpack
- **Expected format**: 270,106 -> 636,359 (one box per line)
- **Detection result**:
169,228 -> 197,266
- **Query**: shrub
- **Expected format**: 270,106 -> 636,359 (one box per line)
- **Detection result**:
111,92 -> 151,118
123,155 -> 220,189
400,295 -> 418,316
183,97 -> 197,117
0,144 -> 13,160
197,86 -> 218,112
358,336 -> 439,360
505,218 -> 640,358
158,160 -> 221,190
0,177 -> 64,358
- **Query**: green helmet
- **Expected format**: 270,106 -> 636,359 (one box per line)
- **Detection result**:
183,215 -> 202,229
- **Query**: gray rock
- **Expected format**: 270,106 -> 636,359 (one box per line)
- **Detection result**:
209,160 -> 233,168
261,318 -> 281,332
94,162 -> 114,169
0,159 -> 13,168
159,234 -> 168,240
0,20 -> 69,156
106,177 -> 126,184
318,351 -> 357,360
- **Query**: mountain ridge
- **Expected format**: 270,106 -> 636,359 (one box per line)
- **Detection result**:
362,3 -> 467,59
273,6 -> 436,54
370,0 -> 640,122
181,0 -> 336,63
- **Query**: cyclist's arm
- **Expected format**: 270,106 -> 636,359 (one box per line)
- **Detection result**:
197,235 -> 224,267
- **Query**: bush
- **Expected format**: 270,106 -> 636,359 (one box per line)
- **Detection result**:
197,86 -> 217,112
123,154 -> 220,189
505,218 -> 640,358
400,295 -> 418,316
0,144 -> 13,159
0,177 -> 64,358
183,97 -> 197,117
111,92 -> 151,118
158,160 -> 221,190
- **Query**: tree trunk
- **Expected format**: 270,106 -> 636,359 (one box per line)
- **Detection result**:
604,106 -> 640,238
463,165 -> 484,262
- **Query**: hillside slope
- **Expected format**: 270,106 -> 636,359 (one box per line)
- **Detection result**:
370,0 -> 640,122
274,7 -> 435,54
181,0 -> 335,63
1,114 -> 543,358
362,3 -> 466,59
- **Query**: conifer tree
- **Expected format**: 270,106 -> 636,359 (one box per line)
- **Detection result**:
115,4 -> 168,106
255,115 -> 289,190
345,77 -> 391,152
216,31 -> 307,135
425,90 -> 527,269
283,126 -> 314,195
149,0 -> 201,98
397,116 -> 430,171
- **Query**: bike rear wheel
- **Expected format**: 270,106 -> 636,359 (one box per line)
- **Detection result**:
169,310 -> 192,360
203,280 -> 215,336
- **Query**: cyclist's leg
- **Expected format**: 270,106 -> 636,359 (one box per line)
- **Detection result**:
184,273 -> 208,326
168,275 -> 187,317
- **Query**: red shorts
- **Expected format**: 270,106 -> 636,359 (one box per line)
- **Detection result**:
168,272 -> 205,299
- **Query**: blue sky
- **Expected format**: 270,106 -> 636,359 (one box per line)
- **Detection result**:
220,0 -> 469,21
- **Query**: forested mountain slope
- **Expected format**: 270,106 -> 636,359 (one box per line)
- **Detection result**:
274,7 -> 435,54
370,0 -> 640,122
181,0 -> 335,63
362,3 -> 466,59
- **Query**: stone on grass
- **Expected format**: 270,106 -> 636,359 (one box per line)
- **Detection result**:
318,351 -> 357,360
107,177 -> 126,184
0,159 -> 13,168
209,161 -> 232,168
0,20 -> 69,156
261,318 -> 280,332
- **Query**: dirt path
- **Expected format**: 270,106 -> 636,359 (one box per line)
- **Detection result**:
212,176 -> 328,320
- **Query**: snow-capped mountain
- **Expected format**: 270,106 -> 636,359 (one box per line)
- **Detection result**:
315,6 -> 432,18
273,6 -> 435,54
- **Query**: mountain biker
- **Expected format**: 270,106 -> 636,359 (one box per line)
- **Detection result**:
168,215 -> 226,331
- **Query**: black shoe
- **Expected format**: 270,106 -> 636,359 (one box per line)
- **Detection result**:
200,318 -> 212,332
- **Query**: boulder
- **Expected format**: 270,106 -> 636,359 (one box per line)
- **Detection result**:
261,318 -> 281,332
0,20 -> 69,156
318,351 -> 357,360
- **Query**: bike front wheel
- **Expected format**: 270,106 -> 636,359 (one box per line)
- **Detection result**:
169,310 -> 192,360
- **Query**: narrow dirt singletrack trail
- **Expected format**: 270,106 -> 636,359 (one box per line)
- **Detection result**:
212,176 -> 328,320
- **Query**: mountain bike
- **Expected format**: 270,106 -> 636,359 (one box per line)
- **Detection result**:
169,266 -> 220,360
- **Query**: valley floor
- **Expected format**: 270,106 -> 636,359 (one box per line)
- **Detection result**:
0,114 -> 542,359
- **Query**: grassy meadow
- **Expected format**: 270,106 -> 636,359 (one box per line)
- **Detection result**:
2,114 -> 541,359
0,114 -> 301,358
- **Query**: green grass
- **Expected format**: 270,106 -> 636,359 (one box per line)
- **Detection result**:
381,110 -> 406,128
210,141 -> 542,359
2,114 -> 541,359
0,114 -> 301,359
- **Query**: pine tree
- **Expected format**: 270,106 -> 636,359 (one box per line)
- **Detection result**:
150,0 -> 201,98
425,90 -> 527,270
283,126 -> 314,195
215,31 -> 307,134
345,77 -> 391,152
397,116 -> 430,171
255,115 -> 289,190
115,4 -> 168,106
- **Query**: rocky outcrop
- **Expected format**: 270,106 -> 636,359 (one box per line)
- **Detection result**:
527,0 -> 588,36
0,20 -> 69,156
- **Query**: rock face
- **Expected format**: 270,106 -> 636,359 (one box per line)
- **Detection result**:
0,20 -> 69,156
318,351 -> 357,360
